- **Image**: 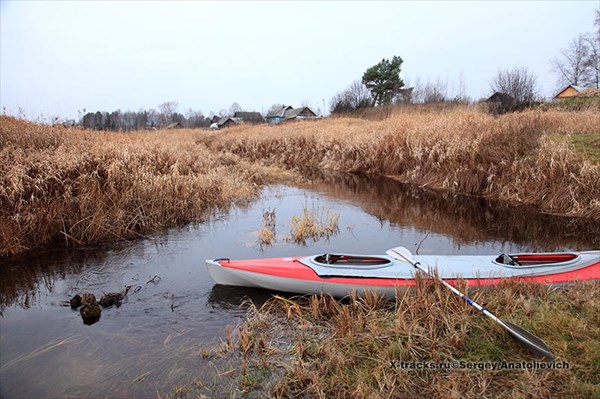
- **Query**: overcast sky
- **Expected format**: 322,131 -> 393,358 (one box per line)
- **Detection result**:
1,1 -> 597,120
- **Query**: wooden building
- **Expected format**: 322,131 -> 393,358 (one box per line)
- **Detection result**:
554,85 -> 585,99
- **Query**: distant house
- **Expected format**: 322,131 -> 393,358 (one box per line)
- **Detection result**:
266,105 -> 317,124
485,92 -> 515,104
166,122 -> 183,129
210,115 -> 221,125
216,116 -> 240,129
554,85 -> 586,99
266,105 -> 294,124
284,107 -> 318,121
484,92 -> 519,115
233,111 -> 265,124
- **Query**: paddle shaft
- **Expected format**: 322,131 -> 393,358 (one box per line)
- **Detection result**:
389,248 -> 555,360
410,258 -> 502,321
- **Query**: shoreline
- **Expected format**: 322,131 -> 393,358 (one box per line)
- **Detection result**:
2,106 -> 599,257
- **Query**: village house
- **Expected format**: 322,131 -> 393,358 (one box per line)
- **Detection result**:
554,85 -> 586,99
233,111 -> 264,124
266,105 -> 317,124
166,122 -> 183,129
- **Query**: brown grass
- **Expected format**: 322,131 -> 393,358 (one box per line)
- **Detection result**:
200,279 -> 600,399
287,202 -> 340,245
0,116 -> 293,256
257,208 -> 277,247
206,107 -> 600,220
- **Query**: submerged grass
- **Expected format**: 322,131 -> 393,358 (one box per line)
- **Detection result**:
287,202 -> 340,245
207,107 -> 600,220
0,116 -> 294,256
197,279 -> 600,399
257,208 -> 277,247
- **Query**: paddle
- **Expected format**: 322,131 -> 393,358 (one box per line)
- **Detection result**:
386,246 -> 555,361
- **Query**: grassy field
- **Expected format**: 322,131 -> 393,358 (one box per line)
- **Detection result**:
0,116 -> 293,256
207,106 -> 600,221
196,279 -> 600,399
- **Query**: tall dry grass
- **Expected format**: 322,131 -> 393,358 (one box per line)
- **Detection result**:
202,279 -> 600,398
207,107 -> 600,220
0,116 -> 292,256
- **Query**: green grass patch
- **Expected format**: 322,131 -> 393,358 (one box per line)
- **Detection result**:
570,133 -> 600,165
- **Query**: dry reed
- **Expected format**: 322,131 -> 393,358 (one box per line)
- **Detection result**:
207,107 -> 600,220
0,116 -> 293,256
257,208 -> 277,247
287,202 -> 340,245
201,279 -> 600,398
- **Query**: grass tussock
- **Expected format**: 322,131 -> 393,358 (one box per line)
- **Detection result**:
202,279 -> 600,399
257,208 -> 277,247
287,202 -> 340,245
0,116 -> 294,256
207,107 -> 600,220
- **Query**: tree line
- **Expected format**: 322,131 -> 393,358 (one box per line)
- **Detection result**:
80,101 -> 211,131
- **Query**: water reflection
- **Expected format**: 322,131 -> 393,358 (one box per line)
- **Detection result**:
206,284 -> 277,312
299,169 -> 600,251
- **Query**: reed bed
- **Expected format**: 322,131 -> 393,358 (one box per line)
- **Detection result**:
199,279 -> 600,398
207,107 -> 600,220
0,116 -> 292,256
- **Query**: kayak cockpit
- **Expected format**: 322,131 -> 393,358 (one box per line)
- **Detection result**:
495,253 -> 580,268
314,254 -> 392,266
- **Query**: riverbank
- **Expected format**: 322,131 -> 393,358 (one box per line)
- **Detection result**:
2,107 -> 599,256
207,107 -> 600,220
196,279 -> 600,398
0,116 -> 294,256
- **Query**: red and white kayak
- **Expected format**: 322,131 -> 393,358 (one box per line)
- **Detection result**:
205,249 -> 600,298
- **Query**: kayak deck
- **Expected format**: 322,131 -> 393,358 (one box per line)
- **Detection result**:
205,250 -> 600,297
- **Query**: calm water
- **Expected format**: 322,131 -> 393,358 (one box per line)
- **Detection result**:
1,172 -> 598,398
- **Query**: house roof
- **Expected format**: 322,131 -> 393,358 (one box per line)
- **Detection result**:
233,111 -> 264,122
266,105 -> 293,118
166,122 -> 182,129
283,107 -> 317,119
554,84 -> 587,98
485,92 -> 515,103
217,116 -> 240,126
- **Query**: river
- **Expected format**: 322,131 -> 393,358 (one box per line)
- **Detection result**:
1,172 -> 598,398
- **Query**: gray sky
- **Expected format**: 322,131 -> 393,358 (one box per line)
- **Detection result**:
1,1 -> 597,120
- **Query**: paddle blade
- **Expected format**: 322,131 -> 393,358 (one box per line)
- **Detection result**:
503,321 -> 555,361
386,247 -> 413,263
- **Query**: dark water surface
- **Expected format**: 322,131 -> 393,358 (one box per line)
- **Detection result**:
1,173 -> 598,398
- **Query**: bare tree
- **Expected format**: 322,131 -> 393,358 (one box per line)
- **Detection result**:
422,77 -> 449,103
489,67 -> 539,105
266,103 -> 285,116
550,34 -> 592,87
186,108 -> 205,128
158,101 -> 179,127
229,102 -> 243,115
330,80 -> 372,114
583,32 -> 600,88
